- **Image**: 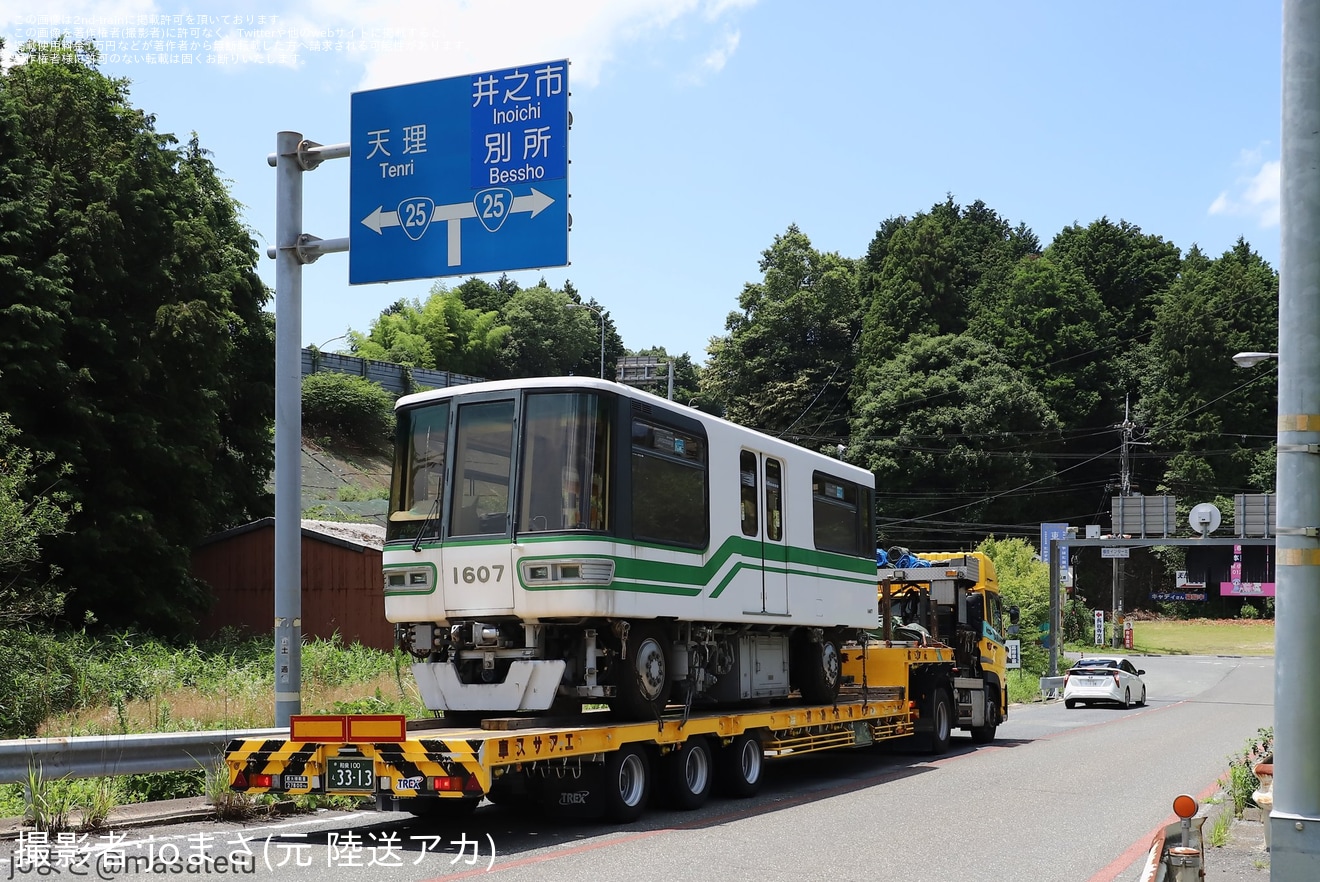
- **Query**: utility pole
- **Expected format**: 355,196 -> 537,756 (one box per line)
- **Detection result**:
1113,398 -> 1139,647
1272,1 -> 1320,874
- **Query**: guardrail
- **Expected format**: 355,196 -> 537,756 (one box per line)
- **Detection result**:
1039,676 -> 1065,696
0,729 -> 286,785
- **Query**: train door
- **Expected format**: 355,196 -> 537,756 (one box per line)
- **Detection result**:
444,396 -> 517,614
762,456 -> 788,614
740,451 -> 788,615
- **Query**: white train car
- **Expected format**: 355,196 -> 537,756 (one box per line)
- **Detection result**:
383,377 -> 878,720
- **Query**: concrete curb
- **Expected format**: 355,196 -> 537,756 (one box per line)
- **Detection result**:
0,797 -> 214,841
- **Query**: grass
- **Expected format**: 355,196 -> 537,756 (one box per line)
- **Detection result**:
1207,808 -> 1232,847
1127,618 -> 1275,657
1008,617 -> 1275,705
0,632 -> 429,823
18,633 -> 429,737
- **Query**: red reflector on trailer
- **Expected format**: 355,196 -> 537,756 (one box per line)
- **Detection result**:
465,776 -> 483,793
233,771 -> 248,787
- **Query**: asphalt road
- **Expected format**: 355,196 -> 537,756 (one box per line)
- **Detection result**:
0,654 -> 1273,882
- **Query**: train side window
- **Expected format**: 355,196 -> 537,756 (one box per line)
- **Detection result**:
811,471 -> 866,556
765,458 -> 783,541
739,451 -> 758,537
630,417 -> 707,547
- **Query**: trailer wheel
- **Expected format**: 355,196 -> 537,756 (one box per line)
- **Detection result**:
795,632 -> 842,704
925,689 -> 953,755
969,693 -> 999,744
660,737 -> 713,810
602,745 -> 651,823
715,731 -> 764,798
612,622 -> 672,720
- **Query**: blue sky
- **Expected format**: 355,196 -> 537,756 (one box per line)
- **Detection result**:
1,1 -> 1283,365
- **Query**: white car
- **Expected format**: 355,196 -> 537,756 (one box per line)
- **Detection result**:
1063,656 -> 1147,708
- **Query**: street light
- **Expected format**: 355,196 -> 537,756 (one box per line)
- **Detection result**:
1232,351 -> 1279,368
566,302 -> 605,379
312,333 -> 348,351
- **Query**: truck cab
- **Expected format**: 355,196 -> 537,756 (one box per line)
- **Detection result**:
845,549 -> 1015,750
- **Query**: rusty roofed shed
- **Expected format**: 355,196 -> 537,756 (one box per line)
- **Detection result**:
192,518 -> 392,650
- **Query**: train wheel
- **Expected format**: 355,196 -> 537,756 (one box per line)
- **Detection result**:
660,737 -> 713,810
715,731 -> 764,798
602,745 -> 651,823
795,632 -> 842,704
612,622 -> 672,720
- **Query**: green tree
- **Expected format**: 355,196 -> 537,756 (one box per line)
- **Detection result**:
453,276 -> 508,315
561,292 -> 624,381
0,40 -> 274,631
968,255 -> 1105,429
301,374 -> 396,449
1046,217 -> 1181,372
703,225 -> 860,443
849,334 -> 1061,547
349,287 -> 509,376
1137,240 -> 1279,500
0,414 -> 78,623
500,284 -> 621,379
1044,218 -> 1183,502
979,536 -> 1050,674
858,198 -> 1038,372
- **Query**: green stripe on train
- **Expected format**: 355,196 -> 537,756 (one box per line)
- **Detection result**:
515,536 -> 875,597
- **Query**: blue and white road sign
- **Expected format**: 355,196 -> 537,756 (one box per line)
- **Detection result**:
349,60 -> 569,284
1040,522 -> 1070,572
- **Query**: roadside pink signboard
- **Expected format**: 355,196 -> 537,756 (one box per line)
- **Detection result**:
1221,543 -> 1275,596
1220,581 -> 1276,597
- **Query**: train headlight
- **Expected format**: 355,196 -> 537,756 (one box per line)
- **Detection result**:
385,569 -> 431,593
521,559 -> 614,585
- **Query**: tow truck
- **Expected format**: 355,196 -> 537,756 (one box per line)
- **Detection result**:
225,549 -> 1014,821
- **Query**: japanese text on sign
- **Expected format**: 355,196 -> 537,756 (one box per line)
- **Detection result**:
470,61 -> 567,187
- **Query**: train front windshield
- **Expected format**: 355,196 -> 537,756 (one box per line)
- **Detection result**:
387,391 -> 612,542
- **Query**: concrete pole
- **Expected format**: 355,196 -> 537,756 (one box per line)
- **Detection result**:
1273,1 -> 1320,873
272,131 -> 304,728
1111,558 -> 1120,648
1048,538 -> 1059,677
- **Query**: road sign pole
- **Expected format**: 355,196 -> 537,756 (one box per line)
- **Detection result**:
272,131 -> 303,729
269,133 -> 350,728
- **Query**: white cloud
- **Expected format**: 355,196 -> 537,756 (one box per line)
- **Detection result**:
2,1 -> 756,80
1208,150 -> 1280,229
297,0 -> 757,91
701,28 -> 740,75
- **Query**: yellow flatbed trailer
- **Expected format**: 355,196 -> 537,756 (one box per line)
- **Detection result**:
226,644 -> 956,822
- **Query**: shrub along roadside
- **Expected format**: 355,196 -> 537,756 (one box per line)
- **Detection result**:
301,373 -> 396,450
0,629 -> 427,740
0,631 -> 422,825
